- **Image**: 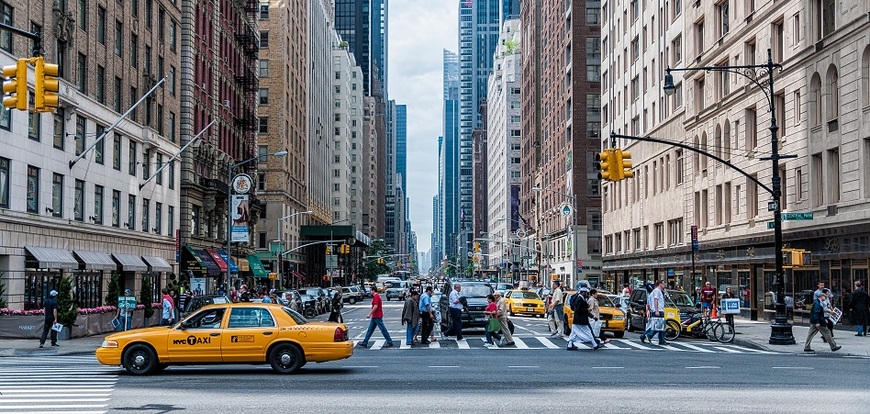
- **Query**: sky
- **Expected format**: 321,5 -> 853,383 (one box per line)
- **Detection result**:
388,0 -> 458,254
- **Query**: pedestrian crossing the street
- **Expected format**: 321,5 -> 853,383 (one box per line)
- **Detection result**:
352,336 -> 780,355
0,356 -> 117,414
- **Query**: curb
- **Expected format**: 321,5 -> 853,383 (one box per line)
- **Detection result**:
0,349 -> 96,357
732,335 -> 869,357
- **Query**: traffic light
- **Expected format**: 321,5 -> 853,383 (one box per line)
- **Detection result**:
2,59 -> 27,111
597,149 -> 618,182
377,257 -> 385,265
616,149 -> 634,180
474,241 -> 480,252
325,246 -> 331,255
34,57 -> 59,112
783,249 -> 812,268
339,243 -> 350,254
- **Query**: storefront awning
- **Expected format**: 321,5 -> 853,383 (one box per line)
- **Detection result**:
235,257 -> 250,272
142,256 -> 173,272
111,253 -> 149,272
73,250 -> 117,271
205,248 -> 228,272
217,250 -> 239,273
25,246 -> 78,270
194,248 -> 221,276
246,254 -> 268,278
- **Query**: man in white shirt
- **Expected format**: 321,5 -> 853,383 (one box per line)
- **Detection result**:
445,284 -> 465,340
640,280 -> 668,345
549,281 -> 564,337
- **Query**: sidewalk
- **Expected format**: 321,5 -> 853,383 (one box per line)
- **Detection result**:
730,317 -> 870,356
0,334 -> 105,357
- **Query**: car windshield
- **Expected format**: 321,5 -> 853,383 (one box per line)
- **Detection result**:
496,284 -> 513,290
281,307 -> 308,324
666,291 -> 694,307
511,291 -> 540,300
596,295 -> 616,307
460,284 -> 492,298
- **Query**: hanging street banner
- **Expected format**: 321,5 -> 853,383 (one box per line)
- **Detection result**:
231,195 -> 250,242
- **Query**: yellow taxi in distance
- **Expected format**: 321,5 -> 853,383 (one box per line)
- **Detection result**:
504,289 -> 546,317
96,302 -> 353,375
561,290 -> 626,338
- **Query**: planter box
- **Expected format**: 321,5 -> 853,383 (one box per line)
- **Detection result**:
0,316 -> 46,339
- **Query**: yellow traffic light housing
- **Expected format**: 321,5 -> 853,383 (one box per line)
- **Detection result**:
2,59 -> 27,111
34,57 -> 60,112
377,257 -> 385,265
474,241 -> 480,252
598,149 -> 619,182
325,246 -> 332,255
783,248 -> 812,268
617,149 -> 634,180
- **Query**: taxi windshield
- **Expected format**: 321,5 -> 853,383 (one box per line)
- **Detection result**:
511,291 -> 540,300
666,291 -> 695,307
596,295 -> 616,307
281,307 -> 308,324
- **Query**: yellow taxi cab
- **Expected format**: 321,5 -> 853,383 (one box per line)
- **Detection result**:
504,289 -> 546,317
96,302 -> 353,375
561,290 -> 626,338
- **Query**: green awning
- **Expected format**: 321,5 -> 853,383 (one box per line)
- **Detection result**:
246,254 -> 268,278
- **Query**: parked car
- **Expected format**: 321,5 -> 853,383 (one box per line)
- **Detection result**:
384,281 -> 408,301
183,295 -> 230,315
296,292 -> 319,319
341,286 -> 364,304
298,287 -> 329,314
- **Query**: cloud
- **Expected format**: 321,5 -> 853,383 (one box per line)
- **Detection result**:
388,0 -> 458,254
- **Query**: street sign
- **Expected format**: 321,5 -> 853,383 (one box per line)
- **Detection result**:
560,204 -> 572,217
781,212 -> 813,220
767,221 -> 775,229
767,200 -> 778,212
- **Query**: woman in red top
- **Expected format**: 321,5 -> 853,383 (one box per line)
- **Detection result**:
484,294 -> 503,347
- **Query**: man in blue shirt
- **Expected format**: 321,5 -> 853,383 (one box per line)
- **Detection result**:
39,290 -> 59,348
419,286 -> 435,344
445,284 -> 464,340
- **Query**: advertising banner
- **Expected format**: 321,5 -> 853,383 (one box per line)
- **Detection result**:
231,195 -> 250,242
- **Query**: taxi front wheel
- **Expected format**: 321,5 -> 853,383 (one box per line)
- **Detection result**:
269,343 -> 304,374
123,344 -> 158,375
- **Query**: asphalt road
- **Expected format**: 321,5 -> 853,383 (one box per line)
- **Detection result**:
3,301 -> 868,414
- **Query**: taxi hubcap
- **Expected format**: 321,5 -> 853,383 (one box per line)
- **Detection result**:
279,352 -> 293,366
133,353 -> 146,367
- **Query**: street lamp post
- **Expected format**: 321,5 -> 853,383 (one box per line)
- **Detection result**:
664,48 -> 795,344
532,186 -> 578,287
225,150 -> 288,290
276,210 -> 313,288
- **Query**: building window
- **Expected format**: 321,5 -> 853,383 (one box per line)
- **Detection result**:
259,3 -> 269,19
112,134 -> 122,170
130,34 -> 138,68
587,64 -> 600,82
94,185 -> 104,224
129,87 -> 137,122
168,205 -> 174,236
142,148 -> 150,179
0,157 -> 8,208
169,66 -> 176,96
128,140 -> 137,176
96,65 -> 105,103
826,67 -> 839,122
818,0 -> 835,39
259,117 -> 268,133
97,6 -> 106,44
141,198 -> 149,232
155,202 -> 162,234
672,35 -> 682,66
111,190 -> 120,227
745,107 -> 757,149
191,205 -> 201,235
74,179 -> 84,221
259,60 -> 269,77
114,76 -> 122,112
95,124 -> 105,165
259,88 -> 268,105
259,31 -> 269,48
695,19 -> 704,56
52,173 -> 63,217
694,76 -> 705,111
78,0 -> 88,30
155,153 -> 163,185
717,1 -> 729,37
654,222 -> 664,248
169,111 -> 176,143
772,20 -> 784,63
126,195 -> 135,230
114,20 -> 122,56
26,165 -> 39,213
53,109 -> 65,150
668,218 -> 683,246
169,160 -> 175,189
0,106 -> 10,130
75,53 -> 88,91
169,20 -> 177,52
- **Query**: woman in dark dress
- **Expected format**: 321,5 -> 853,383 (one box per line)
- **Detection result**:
328,290 -> 344,323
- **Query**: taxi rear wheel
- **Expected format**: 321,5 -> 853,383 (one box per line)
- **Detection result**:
123,344 -> 158,375
348,297 -> 357,305
269,343 -> 304,374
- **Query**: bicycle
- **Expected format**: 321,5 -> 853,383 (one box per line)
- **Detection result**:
681,310 -> 734,342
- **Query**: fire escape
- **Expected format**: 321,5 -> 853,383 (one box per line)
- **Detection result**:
233,0 -> 260,159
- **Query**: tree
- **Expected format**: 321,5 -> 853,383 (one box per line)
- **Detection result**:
105,272 -> 120,307
56,276 -> 78,327
362,240 -> 391,281
140,275 -> 154,319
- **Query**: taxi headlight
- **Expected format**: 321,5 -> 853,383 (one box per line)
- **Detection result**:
101,340 -> 119,348
613,316 -> 625,320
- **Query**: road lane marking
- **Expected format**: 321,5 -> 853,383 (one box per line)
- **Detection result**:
591,366 -> 624,369
613,339 -> 662,350
512,337 -> 530,349
771,367 -> 814,370
507,365 -> 539,368
428,365 -> 460,368
400,339 -> 412,349
428,340 -> 441,349
726,345 -> 778,354
685,366 -> 721,369
371,339 -> 385,350
712,346 -> 742,353
536,337 -> 561,349
456,338 -> 470,349
342,365 -> 379,368
671,343 -> 716,353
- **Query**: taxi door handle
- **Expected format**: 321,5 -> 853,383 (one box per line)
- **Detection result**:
262,332 -> 274,336
210,333 -> 221,337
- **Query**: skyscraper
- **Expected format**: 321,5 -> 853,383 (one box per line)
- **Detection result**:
396,104 -> 407,192
440,49 -> 460,268
333,0 -> 388,95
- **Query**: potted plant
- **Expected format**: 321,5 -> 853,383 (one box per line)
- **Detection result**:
56,276 -> 78,340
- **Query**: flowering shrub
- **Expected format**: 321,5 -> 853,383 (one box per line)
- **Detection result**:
1,303 -> 159,316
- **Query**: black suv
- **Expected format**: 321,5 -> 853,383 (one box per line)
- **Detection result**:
625,288 -> 696,332
438,280 -> 493,331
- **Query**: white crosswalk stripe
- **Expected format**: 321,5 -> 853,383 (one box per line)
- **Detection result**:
0,358 -> 117,414
349,335 -> 779,354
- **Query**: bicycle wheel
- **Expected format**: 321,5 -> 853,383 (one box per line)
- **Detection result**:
705,322 -> 719,341
665,320 -> 680,341
716,322 -> 735,343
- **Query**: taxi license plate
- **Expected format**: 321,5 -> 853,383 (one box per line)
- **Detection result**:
526,308 -> 535,312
